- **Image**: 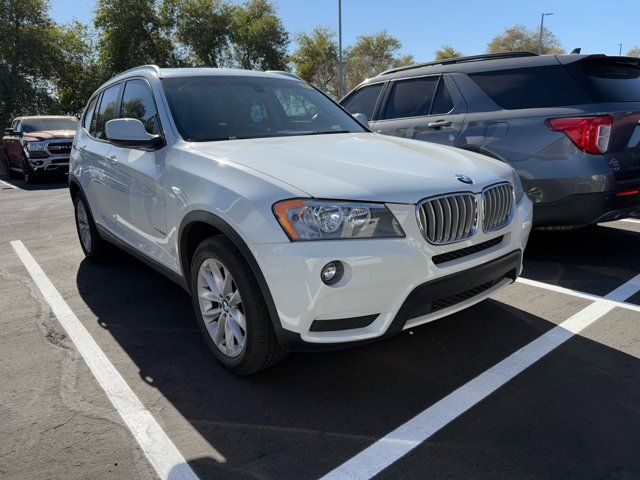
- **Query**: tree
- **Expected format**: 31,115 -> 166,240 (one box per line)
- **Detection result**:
343,30 -> 414,92
290,27 -> 339,97
230,0 -> 289,70
53,21 -> 109,116
162,0 -> 234,67
435,45 -> 463,60
487,24 -> 563,54
94,0 -> 176,75
0,0 -> 60,126
627,46 -> 640,58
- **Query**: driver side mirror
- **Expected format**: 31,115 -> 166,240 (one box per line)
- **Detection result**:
352,113 -> 369,128
105,118 -> 164,149
4,128 -> 16,136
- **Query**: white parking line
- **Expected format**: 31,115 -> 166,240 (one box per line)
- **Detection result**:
0,178 -> 19,189
10,240 -> 204,480
620,218 -> 640,224
517,277 -> 640,313
320,274 -> 640,480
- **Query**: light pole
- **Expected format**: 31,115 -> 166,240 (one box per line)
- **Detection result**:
538,12 -> 553,54
338,0 -> 343,98
619,43 -> 623,55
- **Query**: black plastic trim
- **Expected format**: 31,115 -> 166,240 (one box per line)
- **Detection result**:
309,314 -> 378,332
432,235 -> 503,265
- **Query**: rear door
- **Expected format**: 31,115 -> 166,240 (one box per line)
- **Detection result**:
370,75 -> 466,146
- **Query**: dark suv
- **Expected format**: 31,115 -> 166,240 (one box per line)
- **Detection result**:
2,116 -> 78,183
340,52 -> 640,227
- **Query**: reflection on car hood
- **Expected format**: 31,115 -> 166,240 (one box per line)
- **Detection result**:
191,132 -> 514,204
23,130 -> 76,141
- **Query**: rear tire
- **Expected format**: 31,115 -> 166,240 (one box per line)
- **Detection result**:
190,236 -> 287,375
73,193 -> 111,262
5,155 -> 18,178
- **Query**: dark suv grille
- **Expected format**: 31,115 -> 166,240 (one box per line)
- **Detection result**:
432,236 -> 503,265
482,183 -> 513,232
417,193 -> 478,244
47,142 -> 72,155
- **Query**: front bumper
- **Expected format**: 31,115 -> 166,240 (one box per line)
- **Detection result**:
28,155 -> 70,174
251,199 -> 532,351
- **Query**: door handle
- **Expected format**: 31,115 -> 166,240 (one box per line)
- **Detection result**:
427,120 -> 452,129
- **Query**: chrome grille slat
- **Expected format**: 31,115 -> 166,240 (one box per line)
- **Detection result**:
482,183 -> 513,232
417,193 -> 478,245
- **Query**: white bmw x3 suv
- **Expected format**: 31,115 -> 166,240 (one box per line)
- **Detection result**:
70,66 -> 532,374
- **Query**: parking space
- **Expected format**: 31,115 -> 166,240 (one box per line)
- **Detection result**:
1,177 -> 640,480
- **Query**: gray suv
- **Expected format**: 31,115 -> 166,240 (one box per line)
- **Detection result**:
340,52 -> 640,227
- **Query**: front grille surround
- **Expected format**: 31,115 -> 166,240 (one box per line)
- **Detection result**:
482,182 -> 514,232
416,192 -> 478,245
46,141 -> 72,156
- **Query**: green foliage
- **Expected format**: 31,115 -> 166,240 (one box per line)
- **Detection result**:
0,0 -> 60,126
627,46 -> 640,58
230,0 -> 289,70
487,24 -> 564,55
343,30 -> 413,93
435,45 -> 463,60
290,27 -> 339,97
94,0 -> 177,74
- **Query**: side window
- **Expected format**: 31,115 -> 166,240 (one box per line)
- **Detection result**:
431,79 -> 454,114
14,120 -> 21,132
120,79 -> 160,134
382,76 -> 439,120
341,83 -> 384,119
94,84 -> 120,140
83,95 -> 98,132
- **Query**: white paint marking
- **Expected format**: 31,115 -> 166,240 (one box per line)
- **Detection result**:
321,274 -> 640,480
10,240 -> 207,480
516,277 -> 640,313
620,218 -> 640,224
0,178 -> 19,189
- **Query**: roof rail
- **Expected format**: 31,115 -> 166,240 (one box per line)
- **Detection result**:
379,51 -> 538,76
110,64 -> 162,81
265,70 -> 302,80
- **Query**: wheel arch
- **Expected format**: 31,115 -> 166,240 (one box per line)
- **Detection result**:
178,210 -> 291,347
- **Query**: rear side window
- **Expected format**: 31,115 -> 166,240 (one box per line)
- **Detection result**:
83,96 -> 98,131
94,84 -> 120,140
341,83 -> 384,119
566,57 -> 640,103
120,79 -> 160,134
470,66 -> 589,110
382,76 -> 439,120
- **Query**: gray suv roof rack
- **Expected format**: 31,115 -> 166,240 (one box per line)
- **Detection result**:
380,51 -> 538,76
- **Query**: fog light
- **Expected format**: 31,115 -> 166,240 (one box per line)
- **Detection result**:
321,261 -> 343,285
33,161 -> 43,166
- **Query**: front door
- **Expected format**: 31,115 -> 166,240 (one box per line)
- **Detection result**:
370,75 -> 466,147
104,78 -> 169,266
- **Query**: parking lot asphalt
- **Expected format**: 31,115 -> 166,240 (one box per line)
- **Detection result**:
1,175 -> 639,480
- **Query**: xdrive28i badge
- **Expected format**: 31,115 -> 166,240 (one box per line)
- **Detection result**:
455,174 -> 474,184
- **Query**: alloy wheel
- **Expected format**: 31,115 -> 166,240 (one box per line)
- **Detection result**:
76,199 -> 92,252
197,258 -> 246,357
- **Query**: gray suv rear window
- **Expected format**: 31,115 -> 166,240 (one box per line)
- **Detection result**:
566,57 -> 640,103
469,66 -> 590,110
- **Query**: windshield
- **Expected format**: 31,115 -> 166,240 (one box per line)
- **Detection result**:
161,75 -> 366,142
21,118 -> 78,132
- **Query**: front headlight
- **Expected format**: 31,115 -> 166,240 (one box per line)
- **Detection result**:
26,141 -> 48,152
512,170 -> 525,204
273,199 -> 405,241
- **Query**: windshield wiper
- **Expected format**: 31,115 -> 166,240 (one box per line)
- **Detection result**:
311,130 -> 351,135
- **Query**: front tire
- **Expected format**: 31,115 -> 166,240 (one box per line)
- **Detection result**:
73,194 -> 110,262
190,236 -> 287,375
22,156 -> 36,184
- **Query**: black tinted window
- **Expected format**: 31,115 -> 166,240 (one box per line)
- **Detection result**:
161,75 -> 365,142
120,79 -> 160,134
341,83 -> 383,119
431,79 -> 454,114
83,96 -> 98,131
94,84 -> 120,140
21,118 -> 78,132
566,57 -> 640,103
382,77 -> 439,120
470,66 -> 589,110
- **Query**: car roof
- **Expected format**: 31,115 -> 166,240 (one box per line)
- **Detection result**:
361,52 -> 613,84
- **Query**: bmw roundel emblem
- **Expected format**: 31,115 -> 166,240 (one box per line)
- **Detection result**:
455,174 -> 474,185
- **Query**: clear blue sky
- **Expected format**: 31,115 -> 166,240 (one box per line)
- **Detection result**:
50,0 -> 639,60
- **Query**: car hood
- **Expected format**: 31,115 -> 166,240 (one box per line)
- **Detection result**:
191,133 -> 513,204
24,130 -> 75,141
